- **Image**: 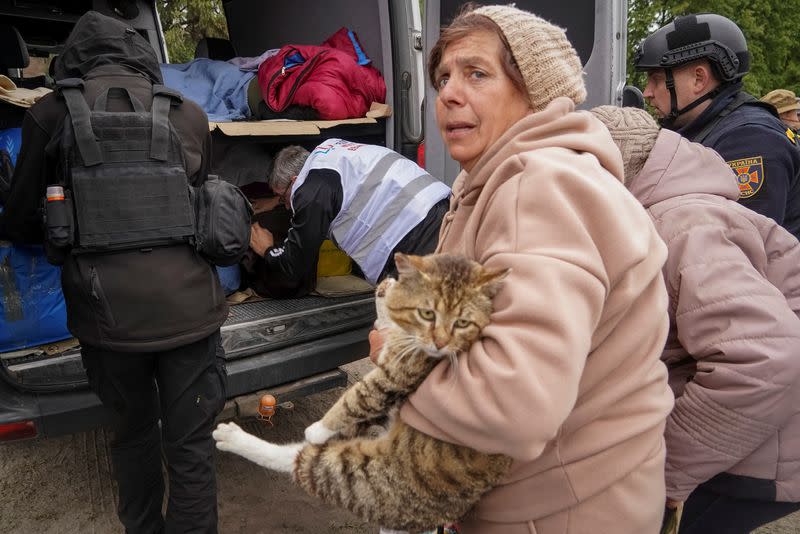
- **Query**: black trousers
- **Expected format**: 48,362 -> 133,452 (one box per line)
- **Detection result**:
679,482 -> 800,534
81,331 -> 226,534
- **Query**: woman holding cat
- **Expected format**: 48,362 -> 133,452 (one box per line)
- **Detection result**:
395,5 -> 675,533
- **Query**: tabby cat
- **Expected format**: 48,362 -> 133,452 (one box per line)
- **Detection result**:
213,253 -> 512,532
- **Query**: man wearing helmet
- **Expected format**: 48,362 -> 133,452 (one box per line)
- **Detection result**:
635,13 -> 800,241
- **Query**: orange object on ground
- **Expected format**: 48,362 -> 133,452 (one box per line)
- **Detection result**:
257,394 -> 277,425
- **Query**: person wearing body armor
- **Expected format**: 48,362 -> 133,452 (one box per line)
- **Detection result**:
634,13 -> 800,240
0,12 -> 228,534
248,140 -> 451,297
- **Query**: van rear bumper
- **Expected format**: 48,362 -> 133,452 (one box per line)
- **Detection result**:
0,326 -> 370,441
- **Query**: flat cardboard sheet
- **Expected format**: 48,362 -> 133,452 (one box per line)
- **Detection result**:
209,116 -> 378,136
312,275 -> 375,297
209,102 -> 391,136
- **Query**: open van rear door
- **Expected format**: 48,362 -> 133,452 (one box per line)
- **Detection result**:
388,0 -> 426,161
423,0 -> 627,184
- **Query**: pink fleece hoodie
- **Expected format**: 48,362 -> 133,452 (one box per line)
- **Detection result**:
629,129 -> 800,503
400,98 -> 675,533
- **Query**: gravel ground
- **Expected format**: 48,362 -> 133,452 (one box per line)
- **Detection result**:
0,358 -> 797,533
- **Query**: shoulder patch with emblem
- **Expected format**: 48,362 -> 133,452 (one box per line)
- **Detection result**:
727,156 -> 764,199
786,128 -> 797,144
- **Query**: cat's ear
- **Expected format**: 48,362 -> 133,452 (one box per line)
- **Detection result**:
478,267 -> 511,298
394,253 -> 426,276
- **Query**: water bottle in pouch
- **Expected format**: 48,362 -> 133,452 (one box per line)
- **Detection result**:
43,185 -> 74,265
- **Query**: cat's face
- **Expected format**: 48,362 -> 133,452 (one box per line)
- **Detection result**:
383,254 -> 508,358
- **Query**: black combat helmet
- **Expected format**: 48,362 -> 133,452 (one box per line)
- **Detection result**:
634,13 -> 749,82
633,13 -> 749,128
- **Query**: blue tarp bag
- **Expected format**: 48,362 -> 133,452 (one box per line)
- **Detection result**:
0,128 -> 22,167
216,264 -> 241,295
0,125 -> 71,352
1,128 -> 22,198
0,243 -> 72,352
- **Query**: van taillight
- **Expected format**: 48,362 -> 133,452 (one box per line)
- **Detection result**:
0,421 -> 38,441
417,142 -> 425,168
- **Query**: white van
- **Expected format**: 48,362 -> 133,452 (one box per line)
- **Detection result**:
0,0 -> 625,440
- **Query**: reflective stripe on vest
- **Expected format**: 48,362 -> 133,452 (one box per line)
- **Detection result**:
293,139 -> 450,283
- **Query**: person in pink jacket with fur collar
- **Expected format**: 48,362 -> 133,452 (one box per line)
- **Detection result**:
592,105 -> 800,534
372,4 -> 676,533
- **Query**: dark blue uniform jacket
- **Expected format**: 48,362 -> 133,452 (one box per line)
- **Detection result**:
678,83 -> 800,241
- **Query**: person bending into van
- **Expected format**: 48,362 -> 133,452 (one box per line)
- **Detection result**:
247,140 -> 451,297
0,12 -> 228,534
591,105 -> 800,534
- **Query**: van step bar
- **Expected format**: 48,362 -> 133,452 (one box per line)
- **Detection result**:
222,294 -> 375,359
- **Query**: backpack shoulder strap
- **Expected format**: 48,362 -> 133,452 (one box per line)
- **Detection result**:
56,78 -> 102,166
149,85 -> 183,161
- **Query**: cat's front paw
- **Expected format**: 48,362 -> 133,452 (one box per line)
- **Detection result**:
213,422 -> 248,453
304,420 -> 337,444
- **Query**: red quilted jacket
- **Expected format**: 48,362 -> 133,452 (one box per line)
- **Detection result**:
256,28 -> 386,120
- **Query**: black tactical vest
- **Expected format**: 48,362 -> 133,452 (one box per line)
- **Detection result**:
57,78 -> 195,253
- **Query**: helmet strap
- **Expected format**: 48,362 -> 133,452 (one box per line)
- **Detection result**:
659,68 -> 723,129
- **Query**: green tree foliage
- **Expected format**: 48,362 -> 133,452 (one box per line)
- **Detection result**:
156,0 -> 228,64
627,0 -> 800,97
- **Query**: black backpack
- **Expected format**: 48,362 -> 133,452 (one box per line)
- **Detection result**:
192,175 -> 253,266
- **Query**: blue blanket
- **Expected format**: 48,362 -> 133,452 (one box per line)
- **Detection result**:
161,59 -> 255,122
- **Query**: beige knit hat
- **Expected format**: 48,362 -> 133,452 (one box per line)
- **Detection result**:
590,106 -> 660,184
761,89 -> 800,115
474,5 -> 587,112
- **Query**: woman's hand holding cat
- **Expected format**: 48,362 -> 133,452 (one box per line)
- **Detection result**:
368,328 -> 386,364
